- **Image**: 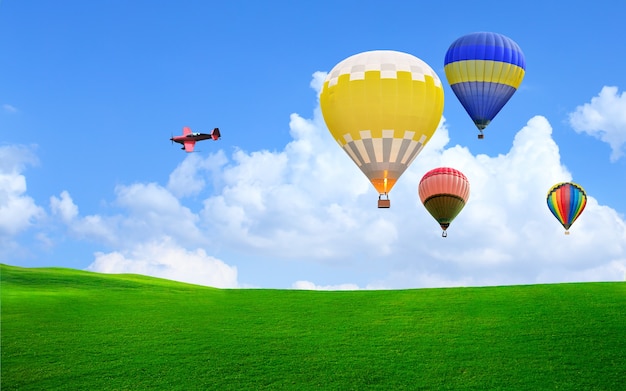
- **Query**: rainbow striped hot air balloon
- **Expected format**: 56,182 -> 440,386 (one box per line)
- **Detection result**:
547,182 -> 587,235
444,32 -> 526,139
320,50 -> 444,208
418,167 -> 470,237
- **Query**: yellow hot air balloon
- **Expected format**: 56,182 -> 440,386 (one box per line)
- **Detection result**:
320,50 -> 444,207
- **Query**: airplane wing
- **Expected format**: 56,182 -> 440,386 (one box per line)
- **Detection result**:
183,126 -> 192,136
184,141 -> 196,152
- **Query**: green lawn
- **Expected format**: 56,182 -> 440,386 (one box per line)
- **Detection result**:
1,263 -> 625,390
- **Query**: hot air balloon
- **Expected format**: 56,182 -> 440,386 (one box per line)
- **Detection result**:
444,32 -> 526,139
546,182 -> 587,235
418,167 -> 470,237
320,50 -> 444,208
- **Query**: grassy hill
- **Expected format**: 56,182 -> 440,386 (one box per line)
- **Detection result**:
1,264 -> 625,390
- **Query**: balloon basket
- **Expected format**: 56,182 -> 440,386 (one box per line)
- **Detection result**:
565,231 -> 570,235
477,134 -> 484,139
378,194 -> 390,208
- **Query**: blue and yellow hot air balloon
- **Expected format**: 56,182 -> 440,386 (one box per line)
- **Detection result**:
444,32 -> 526,139
546,182 -> 587,235
320,50 -> 444,208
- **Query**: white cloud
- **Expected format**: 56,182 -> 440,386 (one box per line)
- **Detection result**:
49,184 -> 235,288
198,115 -> 394,260
188,91 -> 626,288
114,182 -> 203,243
376,115 -> 626,287
12,76 -> 625,289
43,179 -> 231,288
87,238 -> 239,288
3,104 -> 18,113
310,71 -> 326,93
569,86 -> 626,161
51,183 -> 207,248
50,191 -> 79,223
292,280 -> 360,291
167,150 -> 228,198
0,146 -> 44,236
0,144 -> 38,172
47,190 -> 119,245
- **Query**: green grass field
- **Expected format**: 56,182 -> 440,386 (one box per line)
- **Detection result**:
1,264 -> 625,390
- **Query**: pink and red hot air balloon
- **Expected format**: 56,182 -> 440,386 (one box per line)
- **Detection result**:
419,167 -> 470,237
546,182 -> 587,235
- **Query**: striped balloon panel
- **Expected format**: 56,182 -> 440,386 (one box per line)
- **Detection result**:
341,130 -> 426,193
546,182 -> 587,230
444,60 -> 525,87
418,167 -> 470,203
444,33 -> 526,68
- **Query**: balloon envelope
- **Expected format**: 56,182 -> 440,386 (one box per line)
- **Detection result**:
444,32 -> 526,137
320,50 -> 444,202
547,182 -> 587,233
419,167 -> 470,235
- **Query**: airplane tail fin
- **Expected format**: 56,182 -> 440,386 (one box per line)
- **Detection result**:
211,127 -> 221,140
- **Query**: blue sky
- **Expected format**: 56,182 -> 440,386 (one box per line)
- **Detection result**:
2,0 -> 625,289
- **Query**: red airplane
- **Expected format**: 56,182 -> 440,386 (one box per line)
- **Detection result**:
170,127 -> 221,152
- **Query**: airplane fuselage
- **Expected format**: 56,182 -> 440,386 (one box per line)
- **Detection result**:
170,133 -> 213,143
170,127 -> 220,152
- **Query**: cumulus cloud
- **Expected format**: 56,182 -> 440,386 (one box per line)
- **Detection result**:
569,86 -> 626,161
0,145 -> 44,237
50,182 -> 207,249
167,150 -> 228,198
48,190 -> 119,245
198,113 -> 395,261
0,145 -> 44,260
188,84 -> 626,288
50,191 -> 79,223
113,182 -> 204,244
310,71 -> 326,93
9,76 -> 625,289
87,238 -> 238,288
49,184 -> 233,287
77,75 -> 619,289
388,116 -> 625,287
